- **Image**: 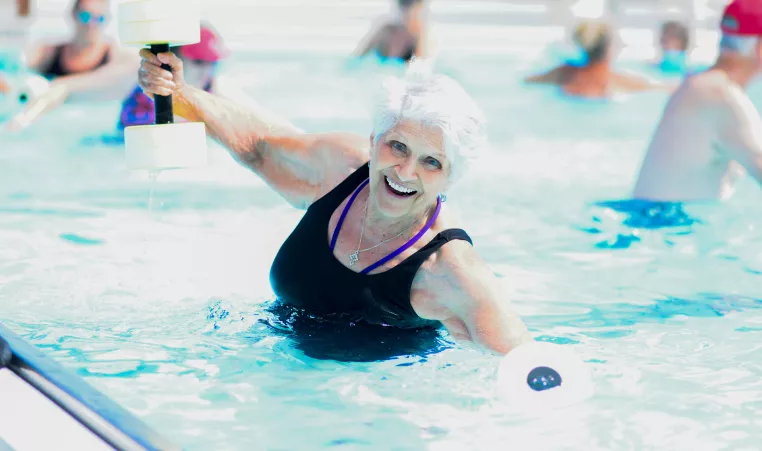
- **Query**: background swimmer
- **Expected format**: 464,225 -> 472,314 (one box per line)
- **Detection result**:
352,0 -> 435,64
524,21 -> 671,98
655,20 -> 691,74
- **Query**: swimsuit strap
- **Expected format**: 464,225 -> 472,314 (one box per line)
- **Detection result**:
361,195 -> 442,275
329,178 -> 369,251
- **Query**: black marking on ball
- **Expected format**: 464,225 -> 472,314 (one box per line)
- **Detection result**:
19,93 -> 28,103
527,366 -> 562,391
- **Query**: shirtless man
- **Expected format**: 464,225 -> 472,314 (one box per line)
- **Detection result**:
633,0 -> 762,202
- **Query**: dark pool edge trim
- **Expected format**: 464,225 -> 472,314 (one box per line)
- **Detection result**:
0,323 -> 180,451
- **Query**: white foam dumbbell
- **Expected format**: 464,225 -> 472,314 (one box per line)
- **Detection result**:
496,341 -> 594,412
117,0 -> 207,170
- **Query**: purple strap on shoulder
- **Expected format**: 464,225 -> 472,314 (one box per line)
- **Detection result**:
330,178 -> 369,251
361,196 -> 442,275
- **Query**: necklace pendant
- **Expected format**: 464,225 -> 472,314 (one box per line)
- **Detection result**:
349,251 -> 359,266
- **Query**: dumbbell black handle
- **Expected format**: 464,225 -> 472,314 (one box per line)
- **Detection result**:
151,43 -> 173,125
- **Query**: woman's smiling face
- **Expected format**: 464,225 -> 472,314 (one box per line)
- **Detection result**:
368,119 -> 450,219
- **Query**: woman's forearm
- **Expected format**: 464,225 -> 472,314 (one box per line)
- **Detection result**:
172,84 -> 302,164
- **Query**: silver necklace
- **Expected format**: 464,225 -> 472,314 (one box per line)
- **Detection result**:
348,195 -> 433,266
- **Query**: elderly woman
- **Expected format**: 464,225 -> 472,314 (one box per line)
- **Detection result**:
138,49 -> 533,356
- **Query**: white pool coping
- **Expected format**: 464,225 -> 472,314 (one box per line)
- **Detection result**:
0,368 -> 112,451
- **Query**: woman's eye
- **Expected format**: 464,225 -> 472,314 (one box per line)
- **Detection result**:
425,157 -> 442,169
390,141 -> 407,153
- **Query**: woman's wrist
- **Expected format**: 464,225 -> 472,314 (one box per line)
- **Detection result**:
171,84 -> 201,122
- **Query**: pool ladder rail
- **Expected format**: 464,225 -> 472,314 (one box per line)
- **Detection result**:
0,324 -> 180,451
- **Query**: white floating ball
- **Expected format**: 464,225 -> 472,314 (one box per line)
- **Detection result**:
496,341 -> 593,411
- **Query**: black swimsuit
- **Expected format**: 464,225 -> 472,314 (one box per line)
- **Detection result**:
269,163 -> 472,329
41,44 -> 110,79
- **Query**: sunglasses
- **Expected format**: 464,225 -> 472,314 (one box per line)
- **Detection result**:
77,10 -> 107,26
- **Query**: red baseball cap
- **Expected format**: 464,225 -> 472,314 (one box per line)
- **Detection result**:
178,25 -> 229,62
721,0 -> 762,36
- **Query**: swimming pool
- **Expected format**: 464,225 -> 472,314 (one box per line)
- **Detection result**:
3,2 -> 762,449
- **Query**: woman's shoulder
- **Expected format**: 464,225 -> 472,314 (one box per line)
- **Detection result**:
431,198 -> 466,231
303,142 -> 370,208
410,228 -> 482,314
415,207 -> 472,270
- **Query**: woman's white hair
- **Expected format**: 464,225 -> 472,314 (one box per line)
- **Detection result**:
371,59 -> 487,184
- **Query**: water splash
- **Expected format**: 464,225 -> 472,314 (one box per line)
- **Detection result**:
147,169 -> 162,214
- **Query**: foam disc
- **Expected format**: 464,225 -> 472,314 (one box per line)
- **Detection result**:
118,0 -> 199,23
496,341 -> 593,410
118,17 -> 200,47
124,122 -> 207,170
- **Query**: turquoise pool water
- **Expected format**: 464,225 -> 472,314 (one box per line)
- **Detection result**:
3,15 -> 762,451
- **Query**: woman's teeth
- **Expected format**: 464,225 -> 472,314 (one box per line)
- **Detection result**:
385,177 -> 416,195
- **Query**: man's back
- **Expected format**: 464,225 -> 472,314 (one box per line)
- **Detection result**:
632,70 -> 757,202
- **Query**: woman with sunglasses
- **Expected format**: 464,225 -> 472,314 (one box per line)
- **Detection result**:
5,0 -> 139,131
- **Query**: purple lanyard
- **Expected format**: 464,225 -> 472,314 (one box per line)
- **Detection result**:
330,178 -> 441,275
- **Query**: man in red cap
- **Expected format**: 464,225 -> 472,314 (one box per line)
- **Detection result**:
632,0 -> 762,202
